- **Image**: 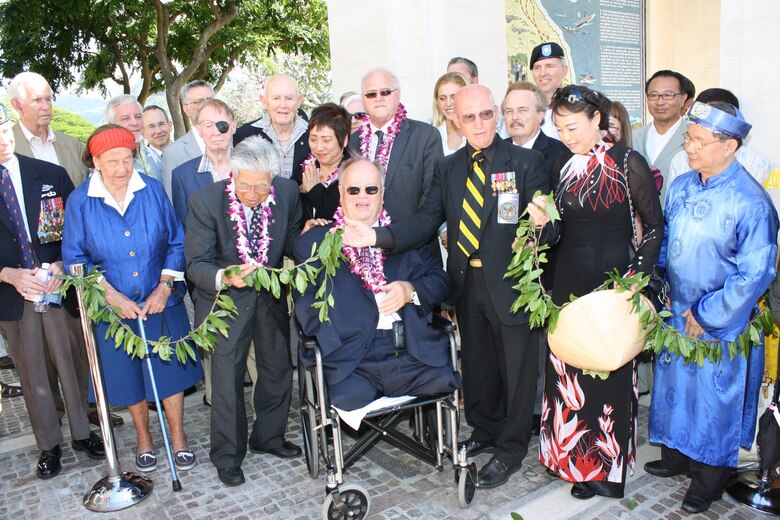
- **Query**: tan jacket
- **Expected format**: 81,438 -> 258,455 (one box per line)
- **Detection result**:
12,123 -> 89,187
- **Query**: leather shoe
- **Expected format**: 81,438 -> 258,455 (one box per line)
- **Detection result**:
0,355 -> 14,369
71,431 -> 105,459
682,493 -> 712,514
477,456 -> 522,489
644,460 -> 690,478
37,445 -> 62,479
531,414 -> 541,436
570,483 -> 596,500
88,410 -> 124,428
249,439 -> 301,459
217,467 -> 245,487
458,437 -> 495,457
0,382 -> 22,398
202,395 -> 211,407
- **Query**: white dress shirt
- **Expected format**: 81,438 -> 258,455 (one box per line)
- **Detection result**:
19,122 -> 60,166
645,117 -> 683,165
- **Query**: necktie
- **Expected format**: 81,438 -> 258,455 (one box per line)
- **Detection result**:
373,130 -> 384,161
0,166 -> 35,268
358,246 -> 371,268
249,207 -> 263,255
457,150 -> 486,257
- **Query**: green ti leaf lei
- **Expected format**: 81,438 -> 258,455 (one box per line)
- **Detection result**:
59,229 -> 346,364
505,191 -> 774,379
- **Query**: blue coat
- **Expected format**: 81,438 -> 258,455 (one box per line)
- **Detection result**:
294,224 -> 452,386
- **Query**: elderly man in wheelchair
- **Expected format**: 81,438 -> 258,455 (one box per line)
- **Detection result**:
294,158 -> 472,518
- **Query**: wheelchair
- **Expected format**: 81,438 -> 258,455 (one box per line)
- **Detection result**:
297,314 -> 477,519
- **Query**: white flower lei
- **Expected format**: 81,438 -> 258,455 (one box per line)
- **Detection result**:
301,154 -> 340,188
333,206 -> 392,293
358,103 -> 407,171
226,177 -> 275,266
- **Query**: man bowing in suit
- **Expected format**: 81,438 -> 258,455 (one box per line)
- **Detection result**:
0,102 -> 104,479
185,135 -> 303,487
294,158 -> 459,410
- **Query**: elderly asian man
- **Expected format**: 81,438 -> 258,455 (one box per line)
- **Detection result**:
185,136 -> 303,487
646,102 -> 779,514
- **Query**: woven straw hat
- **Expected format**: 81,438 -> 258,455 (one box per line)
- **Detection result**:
547,289 -> 653,372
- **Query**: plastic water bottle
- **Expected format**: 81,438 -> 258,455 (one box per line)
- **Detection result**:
33,265 -> 51,313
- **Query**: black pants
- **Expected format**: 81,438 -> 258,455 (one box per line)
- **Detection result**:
455,266 -> 537,466
661,445 -> 732,500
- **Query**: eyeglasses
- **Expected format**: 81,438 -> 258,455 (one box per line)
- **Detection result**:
682,132 -> 725,150
351,111 -> 368,120
185,96 -> 214,106
363,89 -> 398,99
345,185 -> 381,196
459,109 -> 495,124
236,182 -> 271,193
647,92 -> 683,101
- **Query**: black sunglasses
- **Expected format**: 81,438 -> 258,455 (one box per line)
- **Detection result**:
363,89 -> 397,99
351,111 -> 368,120
345,185 -> 381,195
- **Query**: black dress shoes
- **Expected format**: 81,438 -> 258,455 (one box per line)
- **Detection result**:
644,460 -> 690,478
71,431 -> 105,459
477,456 -> 522,489
217,467 -> 245,487
0,382 -> 22,398
570,483 -> 596,500
682,493 -> 712,513
249,439 -> 302,459
531,414 -> 541,436
37,446 -> 62,479
458,437 -> 495,458
0,355 -> 14,369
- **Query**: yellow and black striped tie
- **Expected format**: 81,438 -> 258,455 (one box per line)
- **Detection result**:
457,150 -> 486,257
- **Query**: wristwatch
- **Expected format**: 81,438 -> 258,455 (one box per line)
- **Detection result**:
160,279 -> 174,290
409,289 -> 420,306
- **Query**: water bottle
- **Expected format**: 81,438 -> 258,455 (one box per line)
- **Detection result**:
33,265 -> 51,313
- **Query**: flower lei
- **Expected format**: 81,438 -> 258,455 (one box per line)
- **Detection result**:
226,177 -> 275,266
358,103 -> 407,171
333,206 -> 391,293
301,154 -> 340,188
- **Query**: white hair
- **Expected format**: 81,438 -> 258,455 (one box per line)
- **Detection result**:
231,135 -> 281,178
8,72 -> 52,101
341,94 -> 362,108
105,94 -> 142,125
360,69 -> 401,92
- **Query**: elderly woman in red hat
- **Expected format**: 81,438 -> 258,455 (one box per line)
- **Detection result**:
62,124 -> 202,473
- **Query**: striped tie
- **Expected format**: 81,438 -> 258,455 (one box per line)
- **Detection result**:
457,150 -> 486,257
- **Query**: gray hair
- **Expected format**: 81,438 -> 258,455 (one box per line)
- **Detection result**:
8,71 -> 52,101
180,80 -> 214,104
341,94 -> 362,108
502,81 -> 548,113
143,104 -> 170,121
337,157 -> 385,186
105,94 -> 142,124
360,69 -> 401,92
231,136 -> 280,178
448,57 -> 479,79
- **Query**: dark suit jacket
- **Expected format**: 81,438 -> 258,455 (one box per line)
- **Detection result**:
161,129 -> 202,198
0,154 -> 77,320
233,120 -> 310,184
506,131 -> 569,180
392,136 -> 551,325
349,118 -> 443,246
294,224 -> 451,386
185,176 -> 303,338
171,156 -> 214,226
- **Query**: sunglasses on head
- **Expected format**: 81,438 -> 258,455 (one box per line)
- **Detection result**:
351,111 -> 368,120
363,89 -> 397,99
459,109 -> 495,124
345,185 -> 381,195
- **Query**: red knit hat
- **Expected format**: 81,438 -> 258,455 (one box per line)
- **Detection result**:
88,127 -> 136,157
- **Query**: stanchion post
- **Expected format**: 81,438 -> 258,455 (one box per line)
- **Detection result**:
71,263 -> 153,512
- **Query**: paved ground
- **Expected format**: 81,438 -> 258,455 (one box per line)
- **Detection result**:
0,363 -> 770,519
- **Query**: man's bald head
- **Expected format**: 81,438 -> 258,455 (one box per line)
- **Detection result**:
454,85 -> 498,150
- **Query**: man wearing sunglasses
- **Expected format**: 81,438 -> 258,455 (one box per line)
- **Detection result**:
347,69 -> 443,251
294,158 -> 459,411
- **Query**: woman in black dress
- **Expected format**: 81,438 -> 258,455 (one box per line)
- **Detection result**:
299,103 -> 352,220
528,85 -> 663,499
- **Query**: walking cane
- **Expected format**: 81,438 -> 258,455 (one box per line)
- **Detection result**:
72,264 -> 153,512
136,312 -> 183,492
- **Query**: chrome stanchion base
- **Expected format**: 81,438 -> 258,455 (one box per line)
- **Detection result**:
83,473 -> 153,512
726,470 -> 780,515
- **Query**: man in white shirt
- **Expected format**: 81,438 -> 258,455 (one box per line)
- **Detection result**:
530,42 -> 569,140
632,70 -> 695,204
105,95 -> 164,182
8,72 -> 88,187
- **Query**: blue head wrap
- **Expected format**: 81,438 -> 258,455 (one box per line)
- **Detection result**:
687,101 -> 751,139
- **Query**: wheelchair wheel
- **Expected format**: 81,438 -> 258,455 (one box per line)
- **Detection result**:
300,369 -> 320,479
457,465 -> 476,508
321,484 -> 371,520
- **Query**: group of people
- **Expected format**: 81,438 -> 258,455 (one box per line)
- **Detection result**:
0,38 -> 777,516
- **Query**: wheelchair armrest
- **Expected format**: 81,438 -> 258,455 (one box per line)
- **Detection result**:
300,334 -> 319,351
431,313 -> 455,334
